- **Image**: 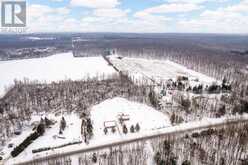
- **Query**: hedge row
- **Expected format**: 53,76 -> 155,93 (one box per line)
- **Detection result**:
11,120 -> 48,157
32,141 -> 82,154
11,131 -> 40,157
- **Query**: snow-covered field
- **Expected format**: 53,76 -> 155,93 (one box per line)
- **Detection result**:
5,97 -> 171,164
109,56 -> 216,85
0,52 -> 116,97
91,97 -> 171,139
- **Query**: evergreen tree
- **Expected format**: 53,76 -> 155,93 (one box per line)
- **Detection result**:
37,123 -> 45,136
168,157 -> 177,165
220,158 -> 225,165
182,160 -> 191,165
61,117 -> 66,130
149,89 -> 159,108
170,113 -> 176,124
92,153 -> 97,163
86,118 -> 93,137
216,105 -> 226,117
163,140 -> 171,153
159,160 -> 166,165
123,124 -> 128,134
222,77 -> 227,86
59,116 -> 66,134
104,127 -> 108,135
111,127 -> 116,133
135,123 -> 140,132
45,117 -> 52,127
130,125 -> 135,133
154,151 -> 162,164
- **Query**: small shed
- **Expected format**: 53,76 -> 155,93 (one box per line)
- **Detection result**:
14,129 -> 22,136
118,113 -> 130,124
104,121 -> 117,129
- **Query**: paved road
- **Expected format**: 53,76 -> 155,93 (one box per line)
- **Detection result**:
14,116 -> 248,165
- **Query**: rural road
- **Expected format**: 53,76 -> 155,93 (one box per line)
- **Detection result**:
14,116 -> 248,165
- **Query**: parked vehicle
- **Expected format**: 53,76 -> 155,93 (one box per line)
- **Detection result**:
8,143 -> 14,148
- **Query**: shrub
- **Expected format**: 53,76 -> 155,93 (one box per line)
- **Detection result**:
191,132 -> 200,138
208,84 -> 221,93
182,160 -> 191,165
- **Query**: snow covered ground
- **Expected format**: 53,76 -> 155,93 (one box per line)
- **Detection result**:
1,113 -> 80,163
0,54 -> 232,165
7,108 -> 248,165
91,97 -> 171,139
5,97 -> 171,164
109,56 -> 216,85
0,52 -> 116,97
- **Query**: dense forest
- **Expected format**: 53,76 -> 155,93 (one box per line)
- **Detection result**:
1,33 -> 248,164
0,74 -> 153,146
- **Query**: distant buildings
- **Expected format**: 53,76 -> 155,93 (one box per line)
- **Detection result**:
103,49 -> 117,56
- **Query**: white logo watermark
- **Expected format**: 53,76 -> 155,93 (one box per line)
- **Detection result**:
1,1 -> 27,33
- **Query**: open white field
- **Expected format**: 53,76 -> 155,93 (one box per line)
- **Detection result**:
91,97 -> 171,139
0,52 -> 116,97
109,56 -> 216,85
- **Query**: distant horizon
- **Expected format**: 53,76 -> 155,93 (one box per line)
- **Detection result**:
1,0 -> 248,34
1,32 -> 248,36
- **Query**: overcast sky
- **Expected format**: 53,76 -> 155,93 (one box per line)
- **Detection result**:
1,0 -> 248,33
